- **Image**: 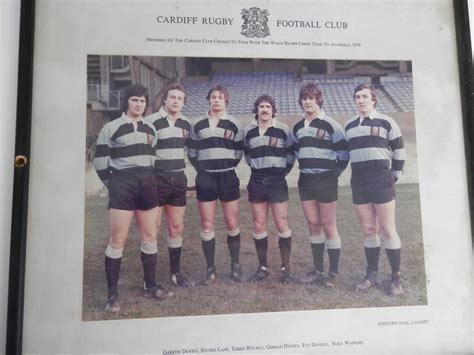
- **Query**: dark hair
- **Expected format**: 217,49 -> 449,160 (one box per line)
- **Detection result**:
206,85 -> 230,106
160,83 -> 187,107
353,84 -> 377,107
253,94 -> 277,120
121,84 -> 149,113
298,82 -> 324,108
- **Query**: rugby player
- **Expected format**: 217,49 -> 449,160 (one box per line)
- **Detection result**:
243,94 -> 295,284
188,85 -> 245,284
292,83 -> 349,288
344,84 -> 405,296
93,84 -> 173,313
145,83 -> 195,287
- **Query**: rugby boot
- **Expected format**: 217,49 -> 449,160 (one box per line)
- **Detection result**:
170,272 -> 196,288
248,265 -> 269,283
389,271 -> 404,296
143,284 -> 174,300
230,262 -> 245,282
356,270 -> 379,292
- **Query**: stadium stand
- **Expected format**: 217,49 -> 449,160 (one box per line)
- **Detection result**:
181,73 -> 414,118
381,75 -> 415,112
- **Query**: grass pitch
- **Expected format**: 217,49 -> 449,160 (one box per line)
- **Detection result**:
82,184 -> 426,321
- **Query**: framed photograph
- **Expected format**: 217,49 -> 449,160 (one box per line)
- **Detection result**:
84,56 -> 425,321
8,0 -> 472,354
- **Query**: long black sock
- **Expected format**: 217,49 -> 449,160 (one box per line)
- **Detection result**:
141,252 -> 157,289
202,239 -> 215,269
168,247 -> 182,275
227,234 -> 241,264
105,256 -> 121,298
364,246 -> 380,272
386,248 -> 401,274
327,248 -> 340,274
279,237 -> 292,268
254,237 -> 268,267
310,242 -> 325,272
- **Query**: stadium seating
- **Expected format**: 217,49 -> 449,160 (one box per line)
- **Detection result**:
181,73 -> 414,118
380,75 -> 415,112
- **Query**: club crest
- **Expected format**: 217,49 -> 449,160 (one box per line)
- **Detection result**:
316,128 -> 326,139
224,129 -> 234,140
182,129 -> 189,139
269,136 -> 278,147
370,126 -> 380,136
241,7 -> 270,38
147,134 -> 154,145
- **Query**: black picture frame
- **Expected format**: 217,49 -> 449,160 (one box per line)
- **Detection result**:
6,1 -> 473,353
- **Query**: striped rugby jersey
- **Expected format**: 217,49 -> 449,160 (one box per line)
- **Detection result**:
244,119 -> 295,175
292,111 -> 349,175
344,110 -> 405,179
188,112 -> 244,172
93,113 -> 156,186
144,107 -> 192,172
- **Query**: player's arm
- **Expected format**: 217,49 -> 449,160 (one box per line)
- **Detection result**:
93,125 -> 112,187
291,126 -> 301,157
183,120 -> 192,155
150,123 -> 158,163
388,120 -> 406,181
233,122 -> 244,167
285,128 -> 296,175
243,128 -> 251,167
332,123 -> 349,177
187,124 -> 199,170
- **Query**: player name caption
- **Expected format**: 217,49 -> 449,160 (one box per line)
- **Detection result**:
378,319 -> 429,326
146,37 -> 362,49
162,340 -> 364,354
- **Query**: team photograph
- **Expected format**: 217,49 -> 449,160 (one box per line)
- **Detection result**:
83,56 -> 425,321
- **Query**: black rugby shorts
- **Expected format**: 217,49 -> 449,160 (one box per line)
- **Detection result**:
247,174 -> 289,203
351,169 -> 395,205
298,171 -> 338,203
155,170 -> 187,207
196,169 -> 240,202
108,168 -> 159,211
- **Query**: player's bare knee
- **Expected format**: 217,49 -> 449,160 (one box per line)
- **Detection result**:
109,234 -> 127,249
225,219 -> 239,232
307,220 -> 322,234
361,223 -> 377,237
201,219 -> 215,232
253,221 -> 266,234
309,227 -> 322,237
168,222 -> 184,236
380,225 -> 397,239
226,221 -> 239,231
275,219 -> 289,235
139,228 -> 157,242
322,222 -> 337,237
141,236 -> 157,244
253,216 -> 266,234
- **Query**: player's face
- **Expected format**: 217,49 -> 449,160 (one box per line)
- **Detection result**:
127,96 -> 147,118
301,96 -> 321,116
257,101 -> 273,123
164,89 -> 185,115
354,88 -> 375,116
209,90 -> 227,113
